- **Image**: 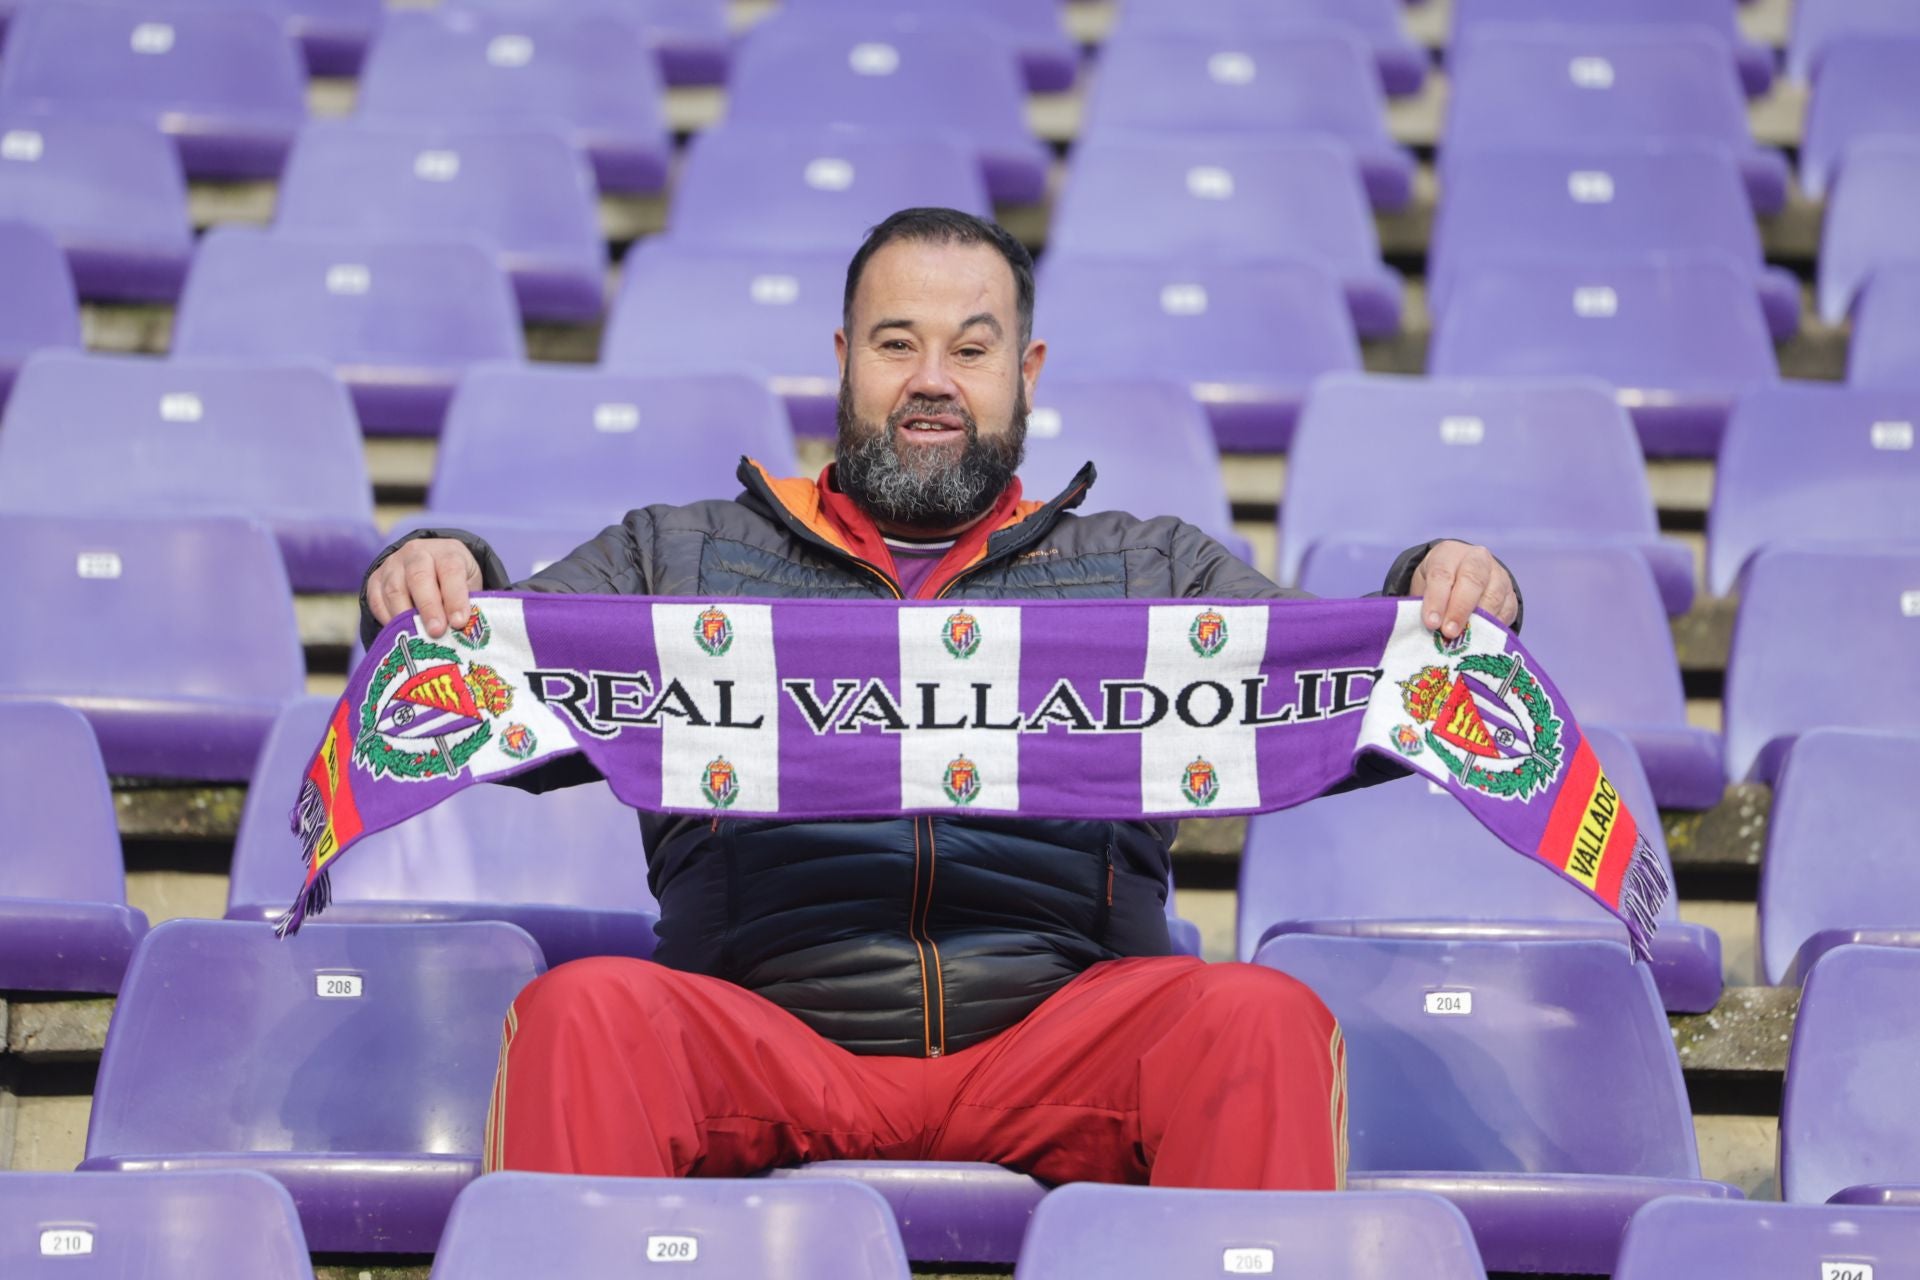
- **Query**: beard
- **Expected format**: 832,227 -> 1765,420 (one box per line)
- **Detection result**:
833,372 -> 1027,531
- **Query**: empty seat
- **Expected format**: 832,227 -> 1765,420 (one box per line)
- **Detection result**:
384,513 -> 608,581
0,351 -> 380,591
1800,36 -> 1920,199
1255,935 -> 1735,1274
1452,0 -> 1772,95
1016,1186 -> 1487,1280
0,514 -> 303,781
0,1170 -> 314,1278
1820,137 -> 1920,325
1428,258 -> 1779,458
782,0 -> 1076,93
0,114 -> 191,302
80,919 -> 546,1252
1431,144 -> 1799,340
0,701 -> 147,994
0,3 -> 305,179
1616,1197 -> 1920,1280
1444,28 -> 1787,213
1050,135 -> 1402,338
668,126 -> 990,256
434,1172 -> 910,1279
274,122 -> 607,324
1759,729 -> 1920,984
1036,255 -> 1361,453
1780,944 -> 1920,1205
1848,260 -> 1920,387
1281,375 -> 1694,612
769,1162 -> 1045,1265
0,217 -> 77,406
1082,28 -> 1414,210
172,227 -> 525,435
1710,384 -> 1920,596
1109,0 -> 1427,97
1789,0 -> 1920,82
724,14 -> 1049,204
1723,547 -> 1920,783
442,0 -> 730,85
356,9 -> 670,193
36,0 -> 384,76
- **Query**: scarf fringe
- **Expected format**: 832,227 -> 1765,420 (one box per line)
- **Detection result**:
275,778 -> 335,937
1618,833 -> 1671,964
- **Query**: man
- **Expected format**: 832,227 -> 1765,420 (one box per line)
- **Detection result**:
363,209 -> 1520,1190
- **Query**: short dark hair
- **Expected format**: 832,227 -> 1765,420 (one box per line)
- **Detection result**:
843,207 -> 1035,348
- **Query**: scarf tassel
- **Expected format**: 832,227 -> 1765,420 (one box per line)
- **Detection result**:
274,779 -> 335,937
1617,833 -> 1670,965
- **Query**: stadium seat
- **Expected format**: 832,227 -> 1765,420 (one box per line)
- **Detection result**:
769,1162 -> 1045,1265
274,122 -> 607,324
434,1172 -> 911,1279
723,14 -> 1049,204
1848,261 -> 1920,387
1082,28 -> 1414,210
0,2 -> 305,179
1819,137 -> 1920,325
1615,1197 -> 1920,1280
430,366 -> 797,520
1049,135 -> 1402,338
79,919 -> 546,1252
1451,0 -> 1773,96
29,0 -> 385,75
441,0 -> 730,86
1015,1185 -> 1488,1280
1429,144 -> 1800,340
1444,28 -> 1787,214
782,0 -> 1076,93
0,217 -> 78,407
1109,0 -> 1427,97
1302,541 -> 1723,809
602,239 -> 844,437
1789,0 -> 1920,82
1427,258 -> 1779,458
0,701 -> 147,995
1280,375 -> 1695,612
0,1170 -> 314,1278
1759,729 -> 1920,985
355,9 -> 670,194
1709,384 -> 1920,596
0,114 -> 191,302
1780,944 -> 1920,1206
1254,935 -> 1737,1274
0,351 -> 380,592
171,227 -> 525,435
228,697 -> 659,966
668,127 -> 990,256
384,514 -> 607,581
1035,255 -> 1361,453
1800,36 -> 1920,200
1722,547 -> 1920,784
0,514 -> 303,781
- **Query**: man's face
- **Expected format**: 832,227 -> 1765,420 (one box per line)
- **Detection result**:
833,238 -> 1047,532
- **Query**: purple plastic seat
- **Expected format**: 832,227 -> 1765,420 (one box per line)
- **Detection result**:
769,1162 -> 1046,1265
1282,375 -> 1695,613
0,217 -> 77,406
79,919 -> 547,1253
724,14 -> 1049,205
0,1170 -> 314,1278
1051,135 -> 1402,338
1432,144 -> 1799,340
1849,261 -> 1920,387
385,513 -> 607,581
1780,944 -> 1920,1206
1444,28 -> 1787,214
0,514 -> 302,781
1617,1197 -> 1920,1279
1710,385 -> 1920,596
356,9 -> 670,194
1082,28 -> 1414,211
431,365 -> 796,520
1819,138 -> 1920,325
1253,935 -> 1738,1274
602,239 -> 845,437
0,351 -> 379,591
1303,540 -> 1723,809
0,114 -> 190,302
40,0 -> 384,76
228,698 -> 658,966
1110,0 -> 1428,97
435,1172 -> 910,1278
172,227 -> 525,435
1723,547 -> 1920,783
1428,257 -> 1779,458
1452,0 -> 1773,96
1800,37 -> 1920,200
669,127 -> 990,256
274,123 -> 607,324
1760,729 -> 1920,984
0,3 -> 305,179
1789,0 -> 1920,82
1036,255 -> 1360,453
0,701 -> 147,994
440,0 -> 730,86
782,0 -> 1076,93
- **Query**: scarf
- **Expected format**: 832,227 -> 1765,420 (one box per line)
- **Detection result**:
282,593 -> 1669,960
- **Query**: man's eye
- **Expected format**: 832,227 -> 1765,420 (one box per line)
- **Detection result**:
957,347 -> 985,359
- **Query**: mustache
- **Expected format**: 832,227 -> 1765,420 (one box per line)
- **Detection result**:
886,398 -> 977,433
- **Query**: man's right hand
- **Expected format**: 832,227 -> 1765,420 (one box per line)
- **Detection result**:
366,538 -> 483,638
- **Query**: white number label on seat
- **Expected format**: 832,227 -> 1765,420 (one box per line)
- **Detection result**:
1028,407 -> 1063,439
1439,415 -> 1485,445
1208,51 -> 1255,85
159,393 -> 203,423
1187,166 -> 1235,200
76,552 -> 122,580
849,42 -> 899,76
1425,990 -> 1472,1016
1569,56 -> 1614,89
1573,286 -> 1618,318
2,129 -> 43,162
1902,591 -> 1920,618
316,974 -> 364,999
594,402 -> 640,433
804,157 -> 854,191
487,34 -> 533,67
750,274 -> 799,305
1160,284 -> 1209,316
40,1229 -> 94,1256
1568,170 -> 1614,204
1223,1247 -> 1274,1273
326,264 -> 371,296
1871,420 -> 1914,450
130,22 -> 174,54
647,1235 -> 699,1263
414,150 -> 461,182
1823,1265 -> 1874,1280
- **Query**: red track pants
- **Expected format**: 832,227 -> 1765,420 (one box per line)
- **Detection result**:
484,955 -> 1348,1190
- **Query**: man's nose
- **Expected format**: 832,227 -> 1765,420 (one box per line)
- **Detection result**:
906,349 -> 961,400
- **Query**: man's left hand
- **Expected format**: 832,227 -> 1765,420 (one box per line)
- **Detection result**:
1409,541 -> 1518,639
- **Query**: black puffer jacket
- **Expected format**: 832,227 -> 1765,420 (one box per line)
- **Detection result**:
362,460 -> 1498,1057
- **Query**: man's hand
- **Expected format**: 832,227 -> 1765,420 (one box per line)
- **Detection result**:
366,538 -> 483,637
1409,540 -> 1518,639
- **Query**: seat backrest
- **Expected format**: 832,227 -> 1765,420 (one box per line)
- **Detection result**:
0,217 -> 80,355
1848,259 -> 1920,387
0,112 -> 190,244
1789,0 -> 1920,81
1799,35 -> 1920,198
1452,0 -> 1745,51
1817,136 -> 1920,325
383,513 -> 605,581
0,700 -> 124,904
1616,1197 -> 1920,1280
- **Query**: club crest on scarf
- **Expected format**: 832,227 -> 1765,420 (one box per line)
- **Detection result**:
499,722 -> 538,760
701,756 -> 739,808
356,635 -> 514,781
1180,756 -> 1220,806
1398,650 -> 1563,800
942,610 -> 981,660
695,606 -> 734,657
1188,609 -> 1228,658
943,754 -> 981,804
453,606 -> 492,649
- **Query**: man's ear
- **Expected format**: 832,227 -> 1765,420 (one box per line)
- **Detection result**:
1021,337 -> 1047,402
833,328 -> 849,378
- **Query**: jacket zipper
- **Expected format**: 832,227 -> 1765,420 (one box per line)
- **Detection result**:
919,816 -> 947,1056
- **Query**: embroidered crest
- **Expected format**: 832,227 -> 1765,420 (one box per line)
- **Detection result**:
356,636 -> 514,781
453,606 -> 492,650
701,756 -> 739,809
1433,622 -> 1470,656
942,609 -> 982,659
942,754 -> 981,804
1392,723 -> 1424,757
694,606 -> 734,657
499,722 -> 537,760
1189,609 -> 1228,658
1180,756 -> 1220,807
1399,655 -> 1564,800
